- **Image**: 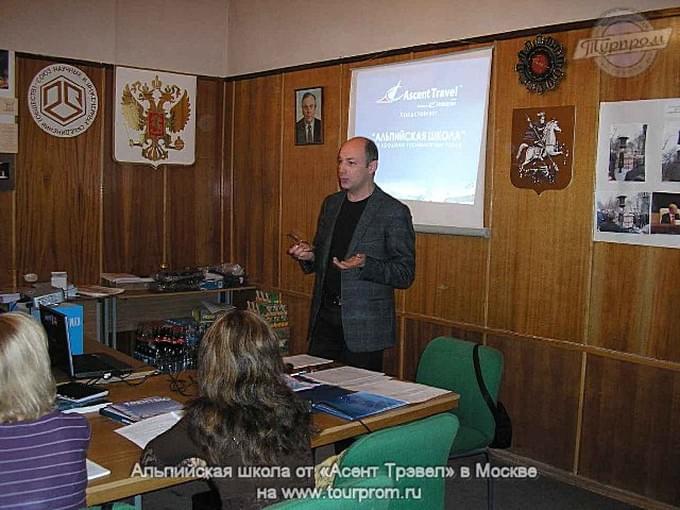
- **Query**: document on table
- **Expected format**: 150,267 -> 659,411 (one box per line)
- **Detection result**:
305,366 -> 387,386
86,459 -> 111,481
339,378 -> 450,404
282,354 -> 333,370
114,411 -> 183,448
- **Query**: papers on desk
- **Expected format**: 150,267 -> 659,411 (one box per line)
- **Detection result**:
306,367 -> 450,404
340,378 -> 450,404
284,374 -> 321,392
305,366 -> 385,386
76,285 -> 125,298
86,459 -> 111,481
282,354 -> 333,371
114,411 -> 184,449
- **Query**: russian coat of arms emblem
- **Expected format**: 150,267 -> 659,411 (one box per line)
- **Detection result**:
114,67 -> 196,167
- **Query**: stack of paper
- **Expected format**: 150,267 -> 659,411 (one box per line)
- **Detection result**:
305,366 -> 386,386
114,411 -> 184,448
283,354 -> 333,371
76,285 -> 125,297
101,273 -> 154,290
305,367 -> 450,404
100,396 -> 183,424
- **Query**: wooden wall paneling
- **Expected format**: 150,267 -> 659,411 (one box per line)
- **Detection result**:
223,80 -> 234,263
279,290 -> 311,355
0,189 -> 13,288
102,68 -> 164,277
487,334 -> 582,471
16,57 -> 103,284
428,235 -> 488,324
589,15 -> 680,362
166,77 -> 223,269
405,233 -> 440,317
579,355 -> 680,505
279,66 -> 343,295
402,317 -> 483,382
588,243 -> 655,355
391,46 -> 493,326
645,256 -> 680,362
486,29 -> 599,342
598,16 -> 680,103
232,75 -> 282,288
404,231 -> 488,326
383,315 -> 402,377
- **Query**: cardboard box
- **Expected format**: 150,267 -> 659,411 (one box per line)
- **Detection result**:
53,303 -> 84,355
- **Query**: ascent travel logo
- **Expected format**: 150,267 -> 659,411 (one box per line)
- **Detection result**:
377,81 -> 405,103
376,80 -> 461,108
28,64 -> 98,137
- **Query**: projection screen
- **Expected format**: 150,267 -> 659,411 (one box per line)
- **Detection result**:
348,47 -> 493,234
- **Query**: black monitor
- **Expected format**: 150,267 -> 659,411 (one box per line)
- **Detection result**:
40,305 -> 74,377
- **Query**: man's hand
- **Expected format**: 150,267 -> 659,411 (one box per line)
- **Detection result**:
333,253 -> 366,270
288,241 -> 315,262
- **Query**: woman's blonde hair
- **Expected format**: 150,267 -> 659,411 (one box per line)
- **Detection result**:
0,312 -> 56,422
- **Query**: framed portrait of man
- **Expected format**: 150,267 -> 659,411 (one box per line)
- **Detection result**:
0,50 -> 14,97
295,87 -> 323,145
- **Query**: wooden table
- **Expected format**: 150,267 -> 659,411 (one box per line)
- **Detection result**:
85,372 -> 459,505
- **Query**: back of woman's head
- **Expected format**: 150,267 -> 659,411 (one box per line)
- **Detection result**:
189,310 -> 311,465
197,309 -> 285,403
0,312 -> 56,422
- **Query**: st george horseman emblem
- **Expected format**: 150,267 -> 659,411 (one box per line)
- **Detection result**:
510,106 -> 575,195
114,67 -> 196,167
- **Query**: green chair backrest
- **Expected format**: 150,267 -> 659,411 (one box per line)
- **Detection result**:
265,474 -> 393,509
416,337 -> 503,449
334,413 -> 459,510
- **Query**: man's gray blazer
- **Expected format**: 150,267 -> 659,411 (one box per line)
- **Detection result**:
302,186 -> 416,352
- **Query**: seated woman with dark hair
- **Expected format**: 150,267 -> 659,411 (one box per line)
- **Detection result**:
0,312 -> 90,510
141,310 -> 313,509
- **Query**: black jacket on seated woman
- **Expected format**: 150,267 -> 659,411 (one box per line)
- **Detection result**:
141,310 -> 314,510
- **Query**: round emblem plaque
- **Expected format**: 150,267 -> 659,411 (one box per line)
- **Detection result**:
515,35 -> 566,94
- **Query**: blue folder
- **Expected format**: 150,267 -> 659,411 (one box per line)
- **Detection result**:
312,391 -> 407,421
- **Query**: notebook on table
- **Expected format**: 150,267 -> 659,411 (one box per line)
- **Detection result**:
41,305 -> 134,379
56,382 -> 109,403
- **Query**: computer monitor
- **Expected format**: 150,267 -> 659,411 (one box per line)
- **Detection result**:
40,305 -> 74,377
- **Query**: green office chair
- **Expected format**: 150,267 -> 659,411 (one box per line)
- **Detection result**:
265,474 -> 393,509
333,413 -> 459,510
416,337 -> 504,510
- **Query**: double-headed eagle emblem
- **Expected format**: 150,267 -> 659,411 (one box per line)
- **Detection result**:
121,75 -> 191,164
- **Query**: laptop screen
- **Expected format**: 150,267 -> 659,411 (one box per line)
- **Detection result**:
40,305 -> 75,378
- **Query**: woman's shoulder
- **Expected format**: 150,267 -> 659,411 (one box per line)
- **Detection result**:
0,410 -> 88,431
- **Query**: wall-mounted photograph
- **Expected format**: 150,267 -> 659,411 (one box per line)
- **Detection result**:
651,192 -> 680,234
0,153 -> 15,191
661,120 -> 680,181
595,191 -> 650,234
0,50 -> 14,97
295,87 -> 323,145
608,123 -> 647,182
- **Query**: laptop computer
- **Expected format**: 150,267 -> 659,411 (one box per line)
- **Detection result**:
40,305 -> 134,379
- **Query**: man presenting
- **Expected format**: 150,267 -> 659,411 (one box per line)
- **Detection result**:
288,137 -> 415,371
295,92 -> 322,144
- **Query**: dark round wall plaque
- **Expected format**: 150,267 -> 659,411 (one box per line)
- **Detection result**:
515,35 -> 566,94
